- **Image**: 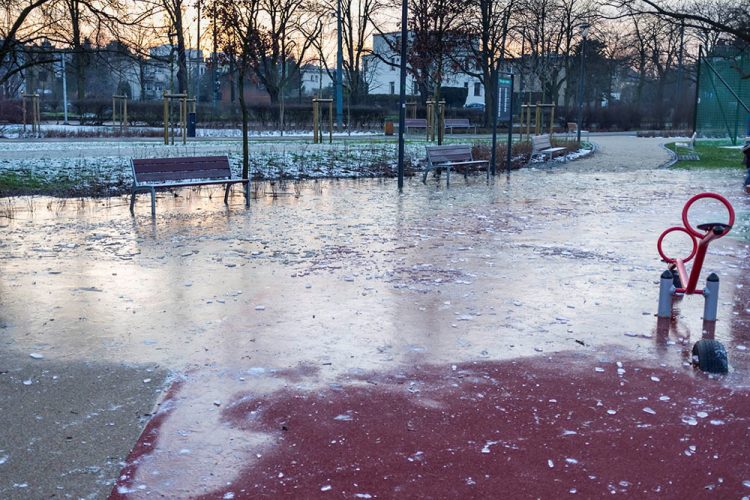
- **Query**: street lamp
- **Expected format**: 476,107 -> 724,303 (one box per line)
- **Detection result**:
396,0 -> 408,190
576,22 -> 590,143
335,0 -> 344,129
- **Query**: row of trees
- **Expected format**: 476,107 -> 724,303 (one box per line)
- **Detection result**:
3,0 -> 748,106
2,0 -> 749,172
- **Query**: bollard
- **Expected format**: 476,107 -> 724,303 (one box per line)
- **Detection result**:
703,273 -> 720,321
657,270 -> 674,318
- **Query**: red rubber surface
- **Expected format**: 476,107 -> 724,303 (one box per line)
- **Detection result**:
112,353 -> 750,499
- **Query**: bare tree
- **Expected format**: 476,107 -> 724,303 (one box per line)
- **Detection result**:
516,0 -> 596,107
455,0 -> 515,125
160,0 -> 189,93
312,0 -> 383,105
0,0 -> 58,89
608,0 -> 750,45
206,0 -> 260,179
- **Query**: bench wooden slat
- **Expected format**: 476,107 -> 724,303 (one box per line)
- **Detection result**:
444,119 -> 471,127
136,169 -> 233,183
133,157 -> 230,174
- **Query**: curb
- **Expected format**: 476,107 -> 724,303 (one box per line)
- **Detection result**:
658,142 -> 679,169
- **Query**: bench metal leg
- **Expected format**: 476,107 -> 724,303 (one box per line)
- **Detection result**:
150,187 -> 156,216
129,190 -> 136,215
245,181 -> 250,207
224,183 -> 231,205
446,166 -> 451,186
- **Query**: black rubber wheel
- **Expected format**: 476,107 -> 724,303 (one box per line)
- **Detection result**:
692,339 -> 729,374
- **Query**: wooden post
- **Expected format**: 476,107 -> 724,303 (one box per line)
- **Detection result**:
549,104 -> 555,136
525,104 -> 531,139
36,95 -> 41,135
535,101 -> 541,135
438,99 -> 445,145
328,100 -> 333,144
112,96 -> 116,128
124,98 -> 128,132
312,99 -> 318,143
181,97 -> 187,145
22,96 -> 27,134
427,99 -> 436,141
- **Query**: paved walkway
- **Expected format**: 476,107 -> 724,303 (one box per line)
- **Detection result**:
2,136 -> 749,498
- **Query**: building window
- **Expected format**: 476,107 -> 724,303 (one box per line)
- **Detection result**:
390,82 -> 395,95
391,57 -> 396,71
464,82 -> 469,88
474,82 -> 481,97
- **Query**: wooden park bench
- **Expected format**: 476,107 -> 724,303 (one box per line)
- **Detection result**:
404,118 -> 428,134
444,118 -> 476,134
530,134 -> 568,163
130,155 -> 250,215
422,144 -> 489,185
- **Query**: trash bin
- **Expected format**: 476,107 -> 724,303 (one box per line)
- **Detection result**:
187,112 -> 197,138
384,120 -> 394,136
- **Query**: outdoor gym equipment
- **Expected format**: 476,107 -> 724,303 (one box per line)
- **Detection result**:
112,95 -> 128,133
312,98 -> 333,144
656,192 -> 734,373
22,93 -> 41,137
163,92 -> 196,145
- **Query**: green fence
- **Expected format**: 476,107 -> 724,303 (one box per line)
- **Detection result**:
695,46 -> 750,145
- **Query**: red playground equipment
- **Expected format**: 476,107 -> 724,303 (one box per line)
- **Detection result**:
656,192 -> 735,373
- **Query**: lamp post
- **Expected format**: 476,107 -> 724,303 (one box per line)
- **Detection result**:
396,0 -> 408,190
335,0 -> 344,130
576,22 -> 590,143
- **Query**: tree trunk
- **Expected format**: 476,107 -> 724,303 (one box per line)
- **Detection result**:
175,13 -> 189,94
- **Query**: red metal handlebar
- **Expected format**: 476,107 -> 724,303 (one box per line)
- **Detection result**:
657,192 -> 734,295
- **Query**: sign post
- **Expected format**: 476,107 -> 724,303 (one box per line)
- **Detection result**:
491,73 -> 514,176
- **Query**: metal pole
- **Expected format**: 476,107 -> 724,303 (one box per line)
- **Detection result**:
61,54 -> 69,124
490,71 -> 498,177
674,19 -> 684,128
693,46 -> 702,134
196,0 -> 201,103
657,270 -> 674,318
576,34 -> 587,143
703,273 -> 720,321
335,0 -> 344,130
212,9 -> 218,108
506,73 -> 514,174
396,0 -> 408,191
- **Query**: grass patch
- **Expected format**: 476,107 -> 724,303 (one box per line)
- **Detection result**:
666,140 -> 745,169
0,170 -> 126,197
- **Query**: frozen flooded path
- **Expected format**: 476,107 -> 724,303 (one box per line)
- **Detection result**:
1,136 -> 750,497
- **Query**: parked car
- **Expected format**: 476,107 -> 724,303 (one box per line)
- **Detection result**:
464,103 -> 485,111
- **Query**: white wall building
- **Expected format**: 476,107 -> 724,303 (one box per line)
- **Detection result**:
364,32 -> 486,106
298,64 -> 333,96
